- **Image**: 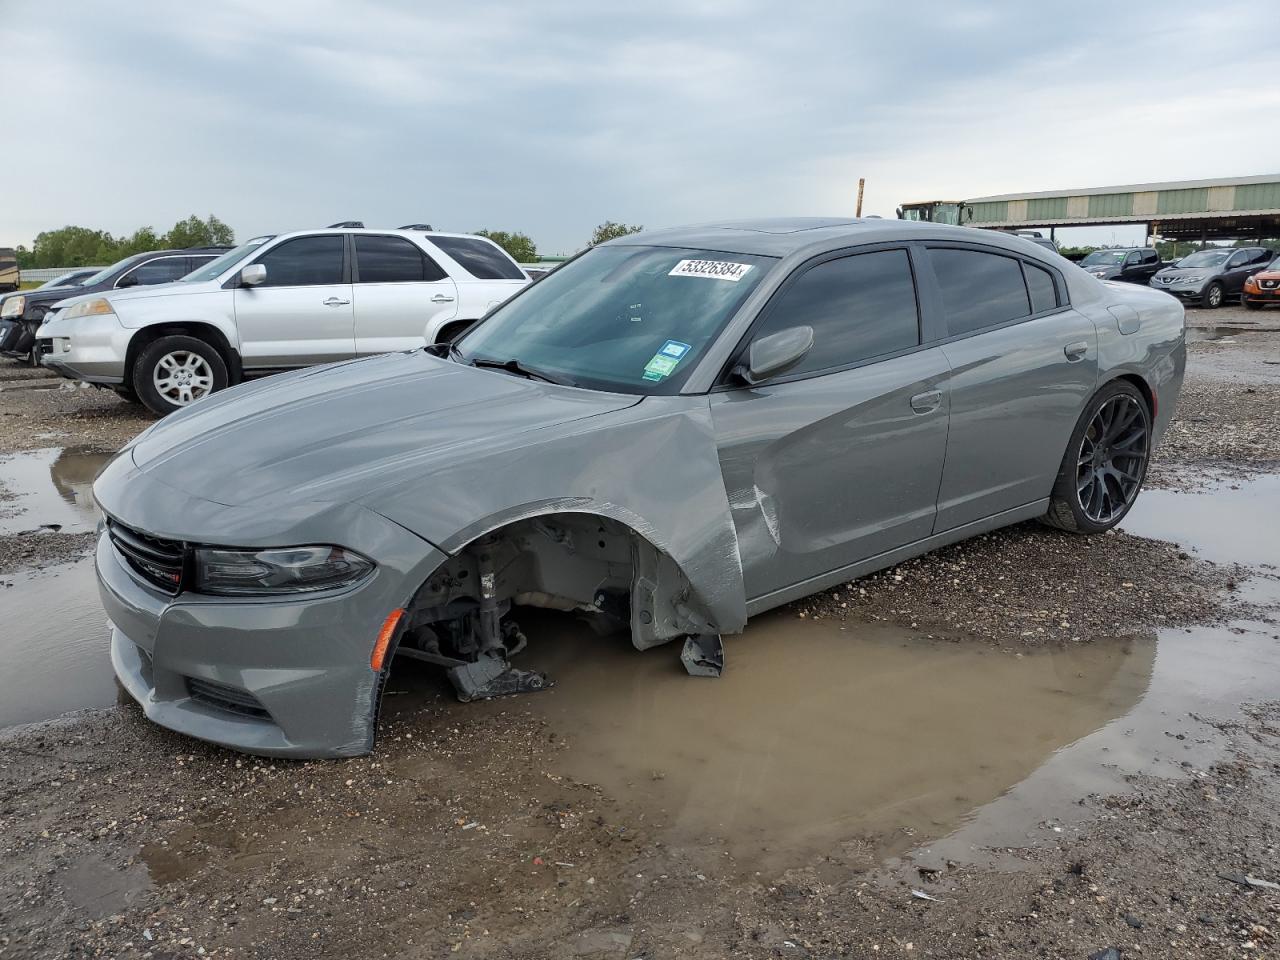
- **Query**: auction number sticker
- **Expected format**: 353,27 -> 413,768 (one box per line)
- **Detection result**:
669,259 -> 754,282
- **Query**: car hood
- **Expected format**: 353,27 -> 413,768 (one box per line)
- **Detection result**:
1152,267 -> 1214,280
7,283 -> 84,303
52,279 -> 222,310
130,350 -> 641,509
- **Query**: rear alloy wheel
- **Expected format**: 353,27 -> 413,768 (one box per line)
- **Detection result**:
1043,381 -> 1151,534
134,335 -> 228,416
1202,281 -> 1224,308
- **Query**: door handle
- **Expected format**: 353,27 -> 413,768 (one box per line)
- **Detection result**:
1064,340 -> 1088,361
910,390 -> 942,414
430,294 -> 456,303
322,297 -> 351,306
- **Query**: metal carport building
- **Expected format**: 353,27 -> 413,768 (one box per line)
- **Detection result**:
954,174 -> 1280,243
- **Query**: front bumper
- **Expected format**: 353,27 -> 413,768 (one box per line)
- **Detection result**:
1244,286 -> 1280,303
0,318 -> 28,354
1150,281 -> 1206,301
39,312 -> 132,383
94,459 -> 448,758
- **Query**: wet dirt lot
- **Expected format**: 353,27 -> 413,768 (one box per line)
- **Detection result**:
1,307 -> 1279,959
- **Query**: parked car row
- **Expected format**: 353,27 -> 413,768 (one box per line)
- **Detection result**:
0,247 -> 231,364
1078,245 -> 1277,308
8,227 -> 530,414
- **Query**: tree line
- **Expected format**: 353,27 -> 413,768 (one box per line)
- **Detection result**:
14,216 -> 645,268
14,215 -> 235,268
476,221 -> 642,262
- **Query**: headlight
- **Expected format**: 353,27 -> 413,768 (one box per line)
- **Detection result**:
1178,275 -> 1205,284
1,296 -> 25,318
63,298 -> 116,320
194,545 -> 375,596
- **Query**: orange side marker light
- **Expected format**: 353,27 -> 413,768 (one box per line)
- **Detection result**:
370,608 -> 406,672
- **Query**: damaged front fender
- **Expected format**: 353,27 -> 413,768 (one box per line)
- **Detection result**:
366,395 -> 747,645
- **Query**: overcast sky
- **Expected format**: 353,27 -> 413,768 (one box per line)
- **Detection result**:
6,0 -> 1278,254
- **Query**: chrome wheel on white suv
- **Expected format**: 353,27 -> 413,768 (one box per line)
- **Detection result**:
153,350 -> 215,406
133,335 -> 229,416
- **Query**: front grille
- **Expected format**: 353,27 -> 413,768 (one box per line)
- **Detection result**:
1262,279 -> 1278,290
187,677 -> 271,720
107,519 -> 186,594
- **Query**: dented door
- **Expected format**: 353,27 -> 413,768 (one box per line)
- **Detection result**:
710,347 -> 951,604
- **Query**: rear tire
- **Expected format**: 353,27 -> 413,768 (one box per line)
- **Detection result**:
1201,282 -> 1224,308
133,335 -> 228,416
1042,380 -> 1151,535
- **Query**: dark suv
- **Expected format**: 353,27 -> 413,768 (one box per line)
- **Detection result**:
1078,247 -> 1163,284
1149,246 -> 1276,308
0,247 -> 228,362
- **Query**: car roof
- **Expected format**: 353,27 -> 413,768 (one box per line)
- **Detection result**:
608,217 -> 1062,259
269,228 -> 497,243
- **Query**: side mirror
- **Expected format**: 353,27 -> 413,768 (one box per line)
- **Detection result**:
116,273 -> 139,288
735,325 -> 815,386
240,263 -> 267,287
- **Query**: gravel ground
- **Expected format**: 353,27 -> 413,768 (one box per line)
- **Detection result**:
0,363 -> 152,454
0,530 -> 96,577
0,320 -> 1277,959
797,522 -> 1238,645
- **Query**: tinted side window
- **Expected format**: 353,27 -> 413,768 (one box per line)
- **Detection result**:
751,249 -> 919,377
256,236 -> 344,287
430,236 -> 524,280
1141,250 -> 1158,264
1024,263 -> 1059,314
125,257 -> 192,286
354,235 -> 447,283
929,248 -> 1031,336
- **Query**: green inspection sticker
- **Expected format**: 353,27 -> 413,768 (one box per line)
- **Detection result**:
642,353 -> 680,381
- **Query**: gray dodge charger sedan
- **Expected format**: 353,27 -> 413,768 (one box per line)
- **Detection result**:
94,218 -> 1185,757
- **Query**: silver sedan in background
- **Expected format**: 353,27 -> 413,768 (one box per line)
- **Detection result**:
93,217 -> 1185,757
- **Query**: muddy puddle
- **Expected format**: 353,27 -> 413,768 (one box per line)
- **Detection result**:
0,446 -> 112,534
1122,472 -> 1280,568
0,558 -> 115,727
492,614 -> 1160,870
0,447 -> 115,727
1186,325 -> 1249,343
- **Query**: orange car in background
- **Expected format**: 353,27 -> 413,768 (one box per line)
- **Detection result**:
1243,260 -> 1280,310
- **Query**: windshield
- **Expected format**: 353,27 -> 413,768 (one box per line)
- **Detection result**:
182,236 -> 274,282
40,271 -> 88,289
1081,250 -> 1128,266
1176,250 -> 1230,269
78,255 -> 143,287
456,245 -> 776,394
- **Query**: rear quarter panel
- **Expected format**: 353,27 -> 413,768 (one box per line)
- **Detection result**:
1089,282 -> 1186,447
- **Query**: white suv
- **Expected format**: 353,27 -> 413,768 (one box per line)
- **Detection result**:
37,228 -> 529,414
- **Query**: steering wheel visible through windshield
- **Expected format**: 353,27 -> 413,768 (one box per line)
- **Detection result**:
454,244 -> 776,394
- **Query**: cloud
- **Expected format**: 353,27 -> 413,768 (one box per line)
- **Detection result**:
4,0 -> 1277,255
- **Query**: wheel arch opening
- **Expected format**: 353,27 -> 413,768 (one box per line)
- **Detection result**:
125,323 -> 243,386
375,510 -> 718,711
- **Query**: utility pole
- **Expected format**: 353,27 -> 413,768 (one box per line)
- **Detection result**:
855,179 -> 865,218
